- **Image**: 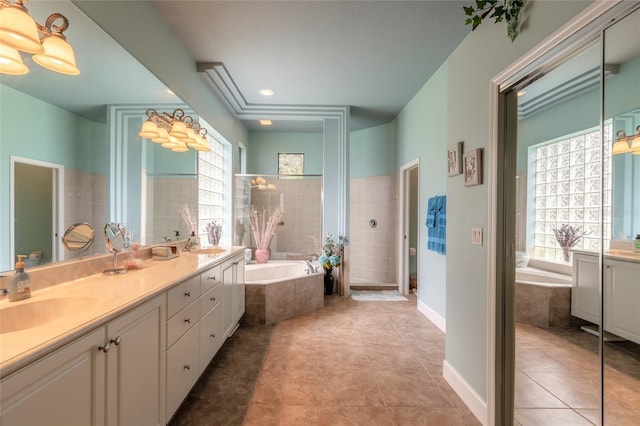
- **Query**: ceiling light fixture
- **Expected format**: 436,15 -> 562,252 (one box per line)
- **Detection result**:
259,89 -> 274,96
612,126 -> 640,155
517,90 -> 526,97
0,0 -> 79,75
259,119 -> 272,126
138,108 -> 211,152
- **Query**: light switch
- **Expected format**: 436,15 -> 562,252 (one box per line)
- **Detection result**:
472,227 -> 483,246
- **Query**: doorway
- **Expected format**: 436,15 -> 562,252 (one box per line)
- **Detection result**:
10,157 -> 64,267
399,159 -> 419,296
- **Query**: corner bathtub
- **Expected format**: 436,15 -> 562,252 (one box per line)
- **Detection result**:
243,261 -> 324,325
515,267 -> 581,328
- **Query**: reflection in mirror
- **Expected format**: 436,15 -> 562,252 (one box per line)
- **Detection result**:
61,223 -> 94,252
0,0 -> 198,272
513,41 -> 603,423
604,7 -> 640,425
103,222 -> 126,275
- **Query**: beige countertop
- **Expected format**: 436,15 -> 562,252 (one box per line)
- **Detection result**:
0,247 -> 244,379
572,249 -> 640,264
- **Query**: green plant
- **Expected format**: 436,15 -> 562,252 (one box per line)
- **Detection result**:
463,0 -> 526,42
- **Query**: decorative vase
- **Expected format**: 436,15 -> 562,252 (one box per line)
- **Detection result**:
255,249 -> 270,264
562,246 -> 571,263
324,268 -> 335,295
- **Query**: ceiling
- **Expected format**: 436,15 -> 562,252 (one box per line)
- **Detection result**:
152,1 -> 471,132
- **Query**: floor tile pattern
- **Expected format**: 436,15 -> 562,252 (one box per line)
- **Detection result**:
169,294 -> 480,426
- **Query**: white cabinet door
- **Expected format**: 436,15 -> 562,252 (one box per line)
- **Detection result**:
234,257 -> 245,324
222,258 -> 236,338
0,327 -> 106,426
572,253 -> 600,324
199,302 -> 224,372
106,295 -> 166,426
166,324 -> 200,420
605,259 -> 640,344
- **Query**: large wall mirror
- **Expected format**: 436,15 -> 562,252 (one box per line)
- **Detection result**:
0,0 -> 199,272
512,4 -> 639,424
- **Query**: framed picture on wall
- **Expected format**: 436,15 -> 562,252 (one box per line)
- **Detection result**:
463,148 -> 483,187
447,142 -> 463,176
278,153 -> 304,175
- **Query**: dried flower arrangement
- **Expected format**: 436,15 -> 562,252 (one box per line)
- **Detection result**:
552,224 -> 588,262
206,221 -> 222,246
249,207 -> 284,251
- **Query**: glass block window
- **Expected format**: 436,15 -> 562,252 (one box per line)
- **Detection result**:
198,136 -> 225,245
278,153 -> 304,175
529,124 -> 612,261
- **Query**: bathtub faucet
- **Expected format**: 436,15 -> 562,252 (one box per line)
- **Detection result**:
299,260 -> 317,274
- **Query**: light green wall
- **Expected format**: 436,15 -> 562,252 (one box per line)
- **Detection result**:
0,85 -> 107,270
443,0 -> 592,400
395,62 -> 448,320
247,132 -> 323,175
350,123 -> 395,178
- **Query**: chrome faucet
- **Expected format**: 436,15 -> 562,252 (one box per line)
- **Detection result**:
299,260 -> 317,274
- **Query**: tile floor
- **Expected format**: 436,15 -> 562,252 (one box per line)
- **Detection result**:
515,323 -> 640,425
169,294 -> 480,426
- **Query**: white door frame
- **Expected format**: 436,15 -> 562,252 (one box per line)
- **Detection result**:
398,158 -> 419,295
10,156 -> 65,265
486,1 -> 624,424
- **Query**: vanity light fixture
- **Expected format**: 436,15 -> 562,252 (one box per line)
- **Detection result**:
612,126 -> 640,155
0,0 -> 79,75
138,108 -> 211,152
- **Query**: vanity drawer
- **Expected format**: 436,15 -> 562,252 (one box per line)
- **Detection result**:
199,303 -> 224,372
200,284 -> 222,317
200,265 -> 222,293
167,299 -> 200,348
166,324 -> 200,420
167,275 -> 201,318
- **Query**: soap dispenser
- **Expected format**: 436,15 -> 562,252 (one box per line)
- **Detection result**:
10,255 -> 31,302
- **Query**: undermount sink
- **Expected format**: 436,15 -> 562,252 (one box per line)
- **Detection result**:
189,248 -> 226,255
0,297 -> 98,334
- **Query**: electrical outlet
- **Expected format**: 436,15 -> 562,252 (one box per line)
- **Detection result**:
472,227 -> 483,246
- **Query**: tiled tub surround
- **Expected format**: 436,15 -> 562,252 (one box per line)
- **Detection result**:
243,261 -> 324,325
515,267 -> 579,328
0,246 -> 244,378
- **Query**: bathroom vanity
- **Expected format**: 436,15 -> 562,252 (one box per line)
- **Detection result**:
0,248 -> 245,425
572,250 -> 640,344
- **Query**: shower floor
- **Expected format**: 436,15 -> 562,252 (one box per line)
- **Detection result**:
349,278 -> 397,291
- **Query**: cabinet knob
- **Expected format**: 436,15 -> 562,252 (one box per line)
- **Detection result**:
208,276 -> 216,280
110,336 -> 122,346
184,364 -> 191,370
210,297 -> 216,302
210,334 -> 216,338
184,291 -> 191,297
184,318 -> 191,324
98,343 -> 110,353
233,261 -> 239,266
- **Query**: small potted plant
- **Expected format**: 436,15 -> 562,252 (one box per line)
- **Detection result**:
553,224 -> 587,263
317,234 -> 345,295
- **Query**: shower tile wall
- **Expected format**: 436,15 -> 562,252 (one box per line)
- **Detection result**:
146,176 -> 198,244
249,179 -> 322,256
349,175 -> 397,284
63,169 -> 107,259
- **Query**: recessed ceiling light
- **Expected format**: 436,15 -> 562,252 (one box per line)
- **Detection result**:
259,119 -> 272,126
517,90 -> 526,97
166,89 -> 175,96
259,89 -> 274,96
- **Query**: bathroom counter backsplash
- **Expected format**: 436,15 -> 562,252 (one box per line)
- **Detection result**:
0,246 -> 244,378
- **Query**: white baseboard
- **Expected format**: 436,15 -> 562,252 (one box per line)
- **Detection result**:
417,299 -> 446,333
443,360 -> 487,426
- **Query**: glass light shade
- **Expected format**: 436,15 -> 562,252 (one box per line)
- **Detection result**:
612,139 -> 631,155
630,135 -> 640,153
0,43 -> 28,74
171,141 -> 189,152
161,135 -> 181,149
151,127 -> 170,144
139,120 -> 159,138
32,34 -> 79,75
195,136 -> 211,152
0,6 -> 43,54
169,120 -> 188,138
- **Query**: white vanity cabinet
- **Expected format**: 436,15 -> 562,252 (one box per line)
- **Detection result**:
604,259 -> 640,344
222,253 -> 245,338
0,294 -> 166,426
571,252 -> 600,324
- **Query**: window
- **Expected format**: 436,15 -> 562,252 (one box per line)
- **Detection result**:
278,153 -> 304,175
528,124 -> 612,261
198,136 -> 225,245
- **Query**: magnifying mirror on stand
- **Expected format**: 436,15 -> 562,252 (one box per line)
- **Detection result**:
103,222 -> 127,275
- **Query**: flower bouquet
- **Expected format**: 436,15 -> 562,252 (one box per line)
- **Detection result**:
206,221 -> 222,246
248,206 -> 284,263
552,224 -> 587,262
316,234 -> 346,295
